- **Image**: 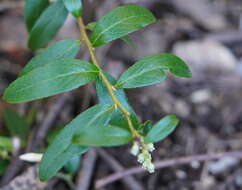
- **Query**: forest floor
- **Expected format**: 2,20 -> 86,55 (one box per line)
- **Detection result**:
1,0 -> 242,190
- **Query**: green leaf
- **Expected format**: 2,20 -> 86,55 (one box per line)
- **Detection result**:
47,127 -> 63,145
144,115 -> 179,143
0,136 -> 13,151
3,59 -> 98,103
96,72 -> 140,130
88,24 -> 135,47
28,1 -> 68,50
24,0 -> 49,32
73,124 -> 132,147
86,22 -> 96,31
64,155 -> 81,174
116,64 -> 166,89
116,53 -> 192,88
90,5 -> 156,47
0,160 -> 9,176
121,36 -> 135,48
63,0 -> 82,18
4,110 -> 29,140
138,120 -> 153,136
21,40 -> 81,76
40,144 -> 87,181
40,104 -> 112,181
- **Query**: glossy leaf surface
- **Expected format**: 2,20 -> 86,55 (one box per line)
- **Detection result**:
28,1 -> 68,50
40,144 -> 87,181
73,124 -> 132,146
3,60 -> 98,103
40,104 -> 113,180
116,53 -> 192,88
144,115 -> 179,143
21,40 -> 81,76
24,0 -> 49,32
91,5 -> 156,47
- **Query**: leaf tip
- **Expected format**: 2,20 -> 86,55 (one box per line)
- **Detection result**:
39,161 -> 51,181
39,172 -> 48,182
2,91 -> 20,104
186,70 -> 193,78
2,90 -> 11,103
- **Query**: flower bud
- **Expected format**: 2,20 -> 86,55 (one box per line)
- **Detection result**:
138,153 -> 145,163
147,162 -> 155,173
147,143 -> 155,152
20,153 -> 43,162
130,142 -> 139,156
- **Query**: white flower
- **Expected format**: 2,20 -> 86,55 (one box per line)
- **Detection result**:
129,140 -> 155,173
142,159 -> 155,173
143,150 -> 151,160
20,153 -> 43,162
147,143 -> 155,152
138,153 -> 145,163
130,142 -> 139,156
147,162 -> 155,173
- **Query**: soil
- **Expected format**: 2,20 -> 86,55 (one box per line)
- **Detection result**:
1,0 -> 242,190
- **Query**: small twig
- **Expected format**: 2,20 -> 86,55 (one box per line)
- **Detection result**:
76,149 -> 97,190
1,93 -> 71,186
96,151 -> 242,189
96,148 -> 144,190
0,154 -> 23,186
27,92 -> 71,151
56,173 -> 75,190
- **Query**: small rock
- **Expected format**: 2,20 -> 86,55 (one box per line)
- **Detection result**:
199,176 -> 215,189
176,170 -> 187,179
173,40 -> 238,74
171,0 -> 228,31
174,100 -> 190,117
190,89 -> 212,103
190,161 -> 201,169
235,175 -> 242,187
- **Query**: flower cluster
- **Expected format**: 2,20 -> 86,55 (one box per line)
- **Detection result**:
130,141 -> 155,173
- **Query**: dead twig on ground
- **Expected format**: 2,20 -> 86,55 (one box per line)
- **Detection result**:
96,148 -> 144,190
1,93 -> 71,186
96,151 -> 242,189
76,149 -> 97,190
27,92 -> 71,151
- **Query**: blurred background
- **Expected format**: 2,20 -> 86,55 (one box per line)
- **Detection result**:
1,0 -> 242,189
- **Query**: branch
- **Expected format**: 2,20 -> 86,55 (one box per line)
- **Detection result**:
96,151 -> 242,189
76,149 -> 97,190
1,93 -> 71,186
96,148 -> 144,190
